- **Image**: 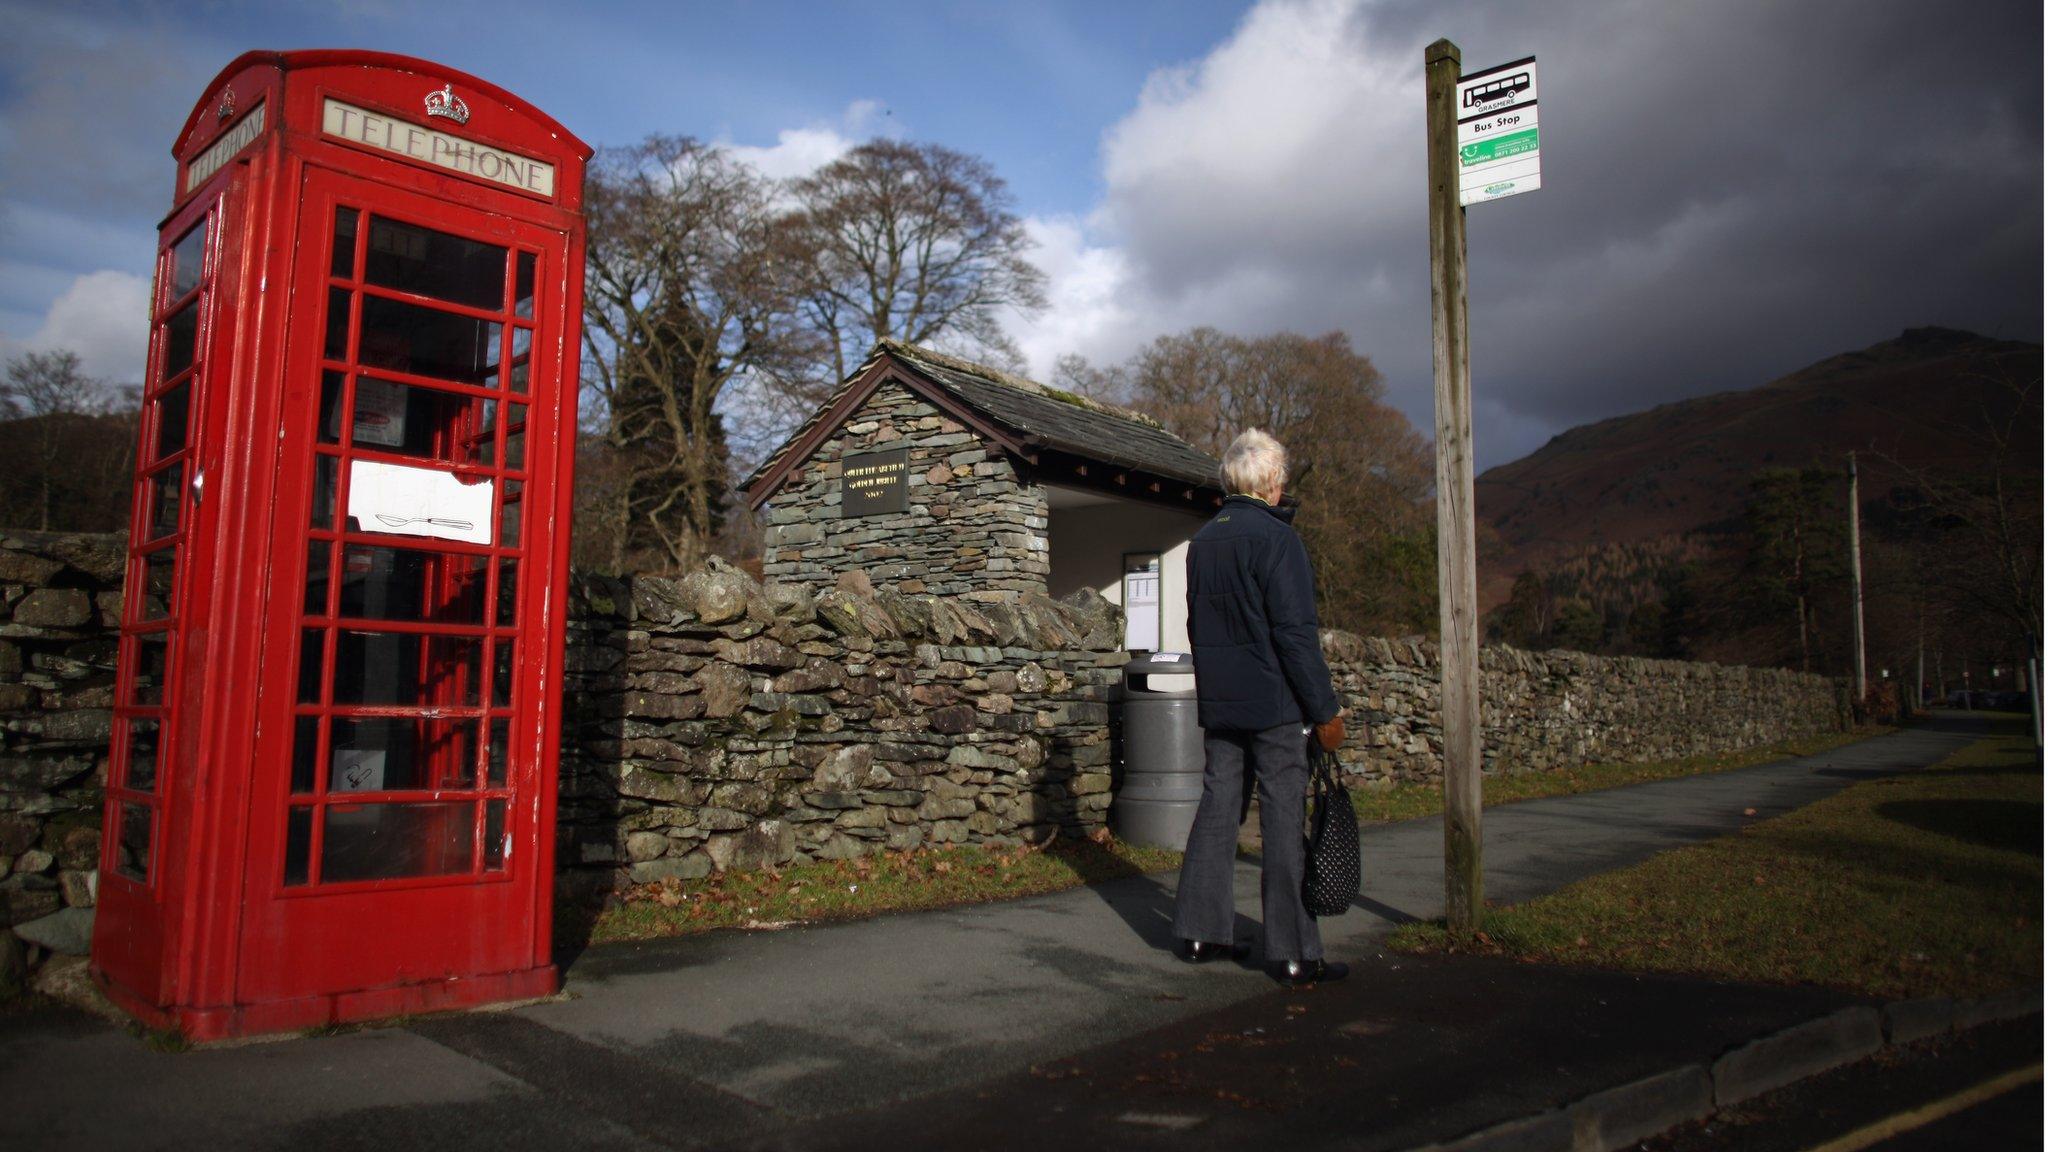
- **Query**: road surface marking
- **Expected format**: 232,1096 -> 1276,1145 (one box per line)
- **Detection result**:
1798,1063 -> 2041,1152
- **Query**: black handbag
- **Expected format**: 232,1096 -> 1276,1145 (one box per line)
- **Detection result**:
1301,739 -> 1360,917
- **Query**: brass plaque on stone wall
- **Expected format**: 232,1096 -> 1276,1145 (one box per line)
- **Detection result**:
841,449 -> 908,516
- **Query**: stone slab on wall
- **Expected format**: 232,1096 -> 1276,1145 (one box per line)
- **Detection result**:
761,380 -> 1049,597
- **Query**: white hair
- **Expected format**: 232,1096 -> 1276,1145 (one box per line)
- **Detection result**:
1220,428 -> 1288,497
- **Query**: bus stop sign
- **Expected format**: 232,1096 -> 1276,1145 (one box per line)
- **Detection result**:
1456,56 -> 1540,205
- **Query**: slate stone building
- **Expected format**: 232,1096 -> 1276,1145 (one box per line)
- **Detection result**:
744,342 -> 1224,651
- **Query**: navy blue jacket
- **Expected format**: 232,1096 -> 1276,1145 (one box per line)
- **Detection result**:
1185,494 -> 1341,732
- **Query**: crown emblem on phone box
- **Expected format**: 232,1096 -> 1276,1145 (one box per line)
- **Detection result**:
424,84 -> 470,125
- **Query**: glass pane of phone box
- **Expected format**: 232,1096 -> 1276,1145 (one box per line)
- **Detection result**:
321,801 -> 475,882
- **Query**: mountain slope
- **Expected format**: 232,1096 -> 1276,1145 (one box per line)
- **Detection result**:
1475,327 -> 2042,609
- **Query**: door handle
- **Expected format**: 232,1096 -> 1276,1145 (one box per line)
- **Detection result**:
191,468 -> 206,505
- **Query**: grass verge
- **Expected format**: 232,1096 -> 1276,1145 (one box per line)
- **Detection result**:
576,835 -> 1181,946
1350,726 -> 1887,825
1389,721 -> 2042,1000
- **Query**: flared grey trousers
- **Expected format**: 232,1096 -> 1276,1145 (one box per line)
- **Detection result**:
1169,722 -> 1323,962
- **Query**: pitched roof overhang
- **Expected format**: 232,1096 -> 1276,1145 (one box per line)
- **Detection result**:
742,343 -> 1226,514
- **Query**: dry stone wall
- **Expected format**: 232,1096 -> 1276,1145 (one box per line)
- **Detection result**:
761,380 -> 1049,596
1321,631 -> 1845,785
0,532 -> 124,953
557,563 -> 1125,894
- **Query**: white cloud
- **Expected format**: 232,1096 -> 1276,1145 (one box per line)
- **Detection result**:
1009,0 -> 1423,390
0,269 -> 153,387
724,100 -> 890,180
1008,215 -> 1136,376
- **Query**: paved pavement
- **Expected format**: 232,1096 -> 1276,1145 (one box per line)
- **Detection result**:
0,720 -> 1990,1149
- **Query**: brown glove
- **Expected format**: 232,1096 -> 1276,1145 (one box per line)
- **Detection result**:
1313,713 -> 1347,752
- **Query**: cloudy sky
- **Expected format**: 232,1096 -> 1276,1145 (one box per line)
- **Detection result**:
1,0 -> 2039,467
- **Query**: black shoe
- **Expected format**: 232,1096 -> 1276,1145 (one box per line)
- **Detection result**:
1271,958 -> 1349,986
1174,938 -> 1247,964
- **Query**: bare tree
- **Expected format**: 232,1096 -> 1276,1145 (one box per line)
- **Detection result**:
787,140 -> 1048,389
578,137 -> 816,573
1,350 -> 133,531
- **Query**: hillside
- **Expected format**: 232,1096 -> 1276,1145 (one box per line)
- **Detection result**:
1475,327 -> 2043,612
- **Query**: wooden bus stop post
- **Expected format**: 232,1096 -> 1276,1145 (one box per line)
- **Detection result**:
1425,37 -> 1484,931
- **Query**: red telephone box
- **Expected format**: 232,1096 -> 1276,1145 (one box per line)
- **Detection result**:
91,51 -> 588,1040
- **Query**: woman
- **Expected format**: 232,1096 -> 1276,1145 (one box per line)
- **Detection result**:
1171,428 -> 1348,986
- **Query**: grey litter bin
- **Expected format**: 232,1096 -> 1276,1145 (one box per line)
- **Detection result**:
1112,652 -> 1206,850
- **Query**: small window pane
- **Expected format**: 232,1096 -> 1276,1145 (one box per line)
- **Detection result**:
331,207 -> 359,279
321,801 -> 475,882
126,719 -> 161,793
305,541 -> 331,615
162,303 -> 199,381
129,633 -> 169,706
291,715 -> 321,794
508,327 -> 531,395
497,480 -> 523,548
346,376 -> 496,466
495,559 -> 518,627
117,802 -> 153,884
325,288 -> 354,361
492,641 -> 514,708
148,462 -> 184,540
487,717 -> 509,787
155,383 -> 191,460
484,799 -> 508,871
364,217 -> 507,310
503,403 -> 526,471
298,628 -> 326,703
331,630 -> 482,708
310,454 -> 337,529
319,371 -> 346,444
329,715 -> 479,792
140,550 -> 176,620
285,807 -> 313,886
170,220 -> 207,301
358,296 -> 501,386
514,253 -> 534,317
337,544 -> 488,624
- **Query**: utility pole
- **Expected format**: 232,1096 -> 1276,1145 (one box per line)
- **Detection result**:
1847,452 -> 1866,702
1916,610 -> 1926,714
1425,37 -> 1483,932
2029,658 -> 2042,747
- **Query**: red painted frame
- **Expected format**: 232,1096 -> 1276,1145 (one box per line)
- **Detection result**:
91,51 -> 588,1041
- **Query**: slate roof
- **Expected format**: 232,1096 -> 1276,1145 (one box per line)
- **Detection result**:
744,340 -> 1225,504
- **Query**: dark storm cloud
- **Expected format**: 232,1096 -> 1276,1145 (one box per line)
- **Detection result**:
1078,0 -> 2042,466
